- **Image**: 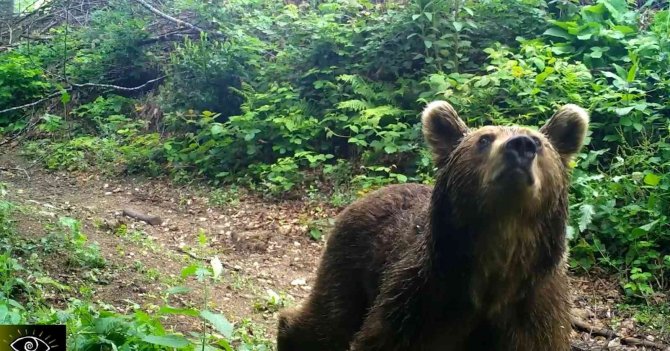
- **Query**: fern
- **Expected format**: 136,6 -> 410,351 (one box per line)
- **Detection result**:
337,99 -> 370,112
361,105 -> 404,119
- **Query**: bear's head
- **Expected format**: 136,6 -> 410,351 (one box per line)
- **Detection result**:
422,100 -> 588,221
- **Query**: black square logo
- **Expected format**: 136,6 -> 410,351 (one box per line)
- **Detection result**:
0,325 -> 66,351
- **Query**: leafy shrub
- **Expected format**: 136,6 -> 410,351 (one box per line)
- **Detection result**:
160,34 -> 263,118
0,53 -> 51,125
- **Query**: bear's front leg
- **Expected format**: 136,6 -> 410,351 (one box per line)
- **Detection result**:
504,273 -> 572,351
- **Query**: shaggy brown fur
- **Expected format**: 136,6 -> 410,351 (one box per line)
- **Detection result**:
277,100 -> 589,351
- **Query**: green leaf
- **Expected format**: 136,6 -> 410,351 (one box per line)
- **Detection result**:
211,124 -> 224,135
530,58 -> 545,71
453,21 -> 463,32
543,27 -> 572,40
244,132 -> 256,141
384,145 -> 398,154
578,204 -> 595,232
643,173 -> 660,186
200,310 -> 234,338
142,335 -> 190,348
589,47 -> 604,58
424,12 -> 433,21
181,263 -> 199,278
309,228 -> 322,241
613,64 -> 627,80
60,91 -> 71,104
551,45 -> 575,55
424,40 -> 433,49
615,106 -> 635,116
602,70 -> 625,82
627,62 -> 638,82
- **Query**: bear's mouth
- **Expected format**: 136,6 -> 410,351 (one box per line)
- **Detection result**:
494,165 -> 535,187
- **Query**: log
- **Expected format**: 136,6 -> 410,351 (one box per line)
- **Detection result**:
122,208 -> 162,225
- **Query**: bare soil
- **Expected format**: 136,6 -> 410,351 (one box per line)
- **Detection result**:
0,147 -> 668,350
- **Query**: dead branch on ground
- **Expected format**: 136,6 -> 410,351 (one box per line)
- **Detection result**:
572,317 -> 670,350
122,208 -> 163,226
132,0 -> 205,34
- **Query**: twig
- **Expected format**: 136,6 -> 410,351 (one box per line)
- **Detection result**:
132,0 -> 205,34
174,246 -> 207,261
172,246 -> 237,270
621,337 -> 670,351
0,167 -> 31,179
71,75 -> 165,91
0,76 -> 165,116
571,317 -> 670,350
0,90 -> 67,115
571,318 -> 617,339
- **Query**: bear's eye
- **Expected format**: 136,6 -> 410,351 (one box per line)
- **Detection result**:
531,136 -> 543,149
477,134 -> 494,149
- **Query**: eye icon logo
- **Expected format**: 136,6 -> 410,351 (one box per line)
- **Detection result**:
0,325 -> 65,351
10,337 -> 51,351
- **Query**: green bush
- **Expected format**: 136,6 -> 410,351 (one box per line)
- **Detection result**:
0,53 -> 51,126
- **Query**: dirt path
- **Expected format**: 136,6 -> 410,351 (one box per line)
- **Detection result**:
0,147 -> 339,340
0,147 -> 668,350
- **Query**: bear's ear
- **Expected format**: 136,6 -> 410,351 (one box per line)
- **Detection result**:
422,100 -> 469,167
540,104 -> 589,162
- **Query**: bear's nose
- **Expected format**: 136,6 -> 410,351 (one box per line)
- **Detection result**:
504,135 -> 537,166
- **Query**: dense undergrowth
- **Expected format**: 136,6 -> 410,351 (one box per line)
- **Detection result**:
1,0 -> 669,341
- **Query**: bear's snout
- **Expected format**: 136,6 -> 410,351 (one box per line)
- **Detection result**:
503,135 -> 538,168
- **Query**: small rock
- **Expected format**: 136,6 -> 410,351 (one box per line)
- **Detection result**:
607,338 -> 621,348
291,278 -> 306,286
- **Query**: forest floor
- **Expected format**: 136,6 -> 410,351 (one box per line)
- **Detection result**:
0,146 -> 668,350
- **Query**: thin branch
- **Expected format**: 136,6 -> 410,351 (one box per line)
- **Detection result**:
0,90 -> 68,115
0,75 -> 166,116
571,318 -> 617,339
132,0 -> 205,34
0,114 -> 42,146
0,167 -> 31,179
71,75 -> 166,91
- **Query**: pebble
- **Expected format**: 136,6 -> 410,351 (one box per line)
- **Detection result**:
291,278 -> 306,286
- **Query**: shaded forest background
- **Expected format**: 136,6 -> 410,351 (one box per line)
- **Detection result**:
1,0 -> 669,349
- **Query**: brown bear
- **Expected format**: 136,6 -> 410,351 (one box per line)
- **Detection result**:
277,100 -> 589,351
